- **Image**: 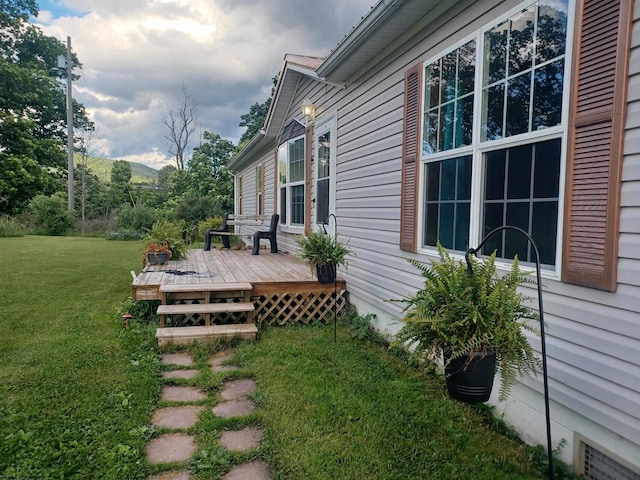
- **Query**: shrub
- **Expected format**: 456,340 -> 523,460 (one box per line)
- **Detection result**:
144,220 -> 187,260
0,216 -> 25,237
173,193 -> 216,224
29,193 -> 75,235
116,204 -> 157,233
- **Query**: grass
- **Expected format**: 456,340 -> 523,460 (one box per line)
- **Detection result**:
0,236 -> 157,479
0,236 -> 550,479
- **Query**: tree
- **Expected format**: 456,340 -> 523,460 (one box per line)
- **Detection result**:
237,75 -> 278,147
108,160 -> 134,209
188,131 -> 235,214
163,87 -> 197,170
0,1 -> 89,213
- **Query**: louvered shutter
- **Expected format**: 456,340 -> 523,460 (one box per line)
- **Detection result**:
305,125 -> 314,236
274,148 -> 279,213
562,0 -> 633,291
400,63 -> 423,252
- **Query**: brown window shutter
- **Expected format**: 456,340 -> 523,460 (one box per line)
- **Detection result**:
305,125 -> 314,236
400,62 -> 423,252
562,0 -> 633,291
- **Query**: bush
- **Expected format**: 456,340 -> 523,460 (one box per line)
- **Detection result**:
173,193 -> 216,224
29,194 -> 75,235
116,204 -> 157,233
144,220 -> 187,260
0,216 -> 25,237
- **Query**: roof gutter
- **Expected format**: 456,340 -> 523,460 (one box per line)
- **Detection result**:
227,128 -> 266,172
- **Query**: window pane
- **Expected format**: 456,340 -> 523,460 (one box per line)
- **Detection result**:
440,157 -> 456,201
454,202 -> 471,251
278,144 -> 287,185
509,7 -> 535,75
485,149 -> 506,200
424,156 -> 471,250
506,72 -> 531,137
424,109 -> 439,155
482,139 -> 560,266
425,203 -> 439,247
426,61 -> 441,109
280,187 -> 287,224
316,178 -> 329,224
317,132 -> 331,179
483,83 -> 505,140
441,51 -> 457,103
484,21 -> 508,85
289,138 -> 305,182
439,103 -> 455,151
505,202 -> 530,260
426,162 -> 440,201
458,40 -> 476,95
536,0 -> 568,64
483,203 -> 504,257
439,203 -> 454,249
533,59 -> 564,130
290,185 -> 304,225
532,201 -> 558,266
533,139 -> 561,198
456,95 -> 474,148
507,144 -> 532,199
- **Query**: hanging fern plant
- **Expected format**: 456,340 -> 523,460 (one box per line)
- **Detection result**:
393,244 -> 541,401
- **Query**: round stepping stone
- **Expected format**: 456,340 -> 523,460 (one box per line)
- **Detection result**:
152,406 -> 204,429
146,433 -> 196,464
162,369 -> 199,379
222,460 -> 272,480
220,379 -> 257,400
219,427 -> 263,452
212,399 -> 255,418
147,470 -> 193,480
161,353 -> 194,366
161,386 -> 206,403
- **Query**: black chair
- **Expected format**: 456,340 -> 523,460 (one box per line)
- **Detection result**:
204,213 -> 230,250
252,214 -> 279,255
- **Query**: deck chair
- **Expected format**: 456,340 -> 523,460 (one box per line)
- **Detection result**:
204,213 -> 230,250
252,214 -> 279,255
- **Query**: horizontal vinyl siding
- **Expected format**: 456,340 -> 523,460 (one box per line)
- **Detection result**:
328,0 -> 640,454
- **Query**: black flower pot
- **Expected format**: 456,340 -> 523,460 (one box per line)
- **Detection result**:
316,263 -> 337,284
445,351 -> 496,404
146,252 -> 169,265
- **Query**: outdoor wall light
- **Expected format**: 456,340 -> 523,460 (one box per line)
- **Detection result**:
301,98 -> 316,122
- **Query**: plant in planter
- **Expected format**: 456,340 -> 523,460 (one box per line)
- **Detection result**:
393,244 -> 541,402
296,230 -> 352,284
143,242 -> 171,265
143,220 -> 187,265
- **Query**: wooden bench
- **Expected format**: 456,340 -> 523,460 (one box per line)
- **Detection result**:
204,214 -> 279,255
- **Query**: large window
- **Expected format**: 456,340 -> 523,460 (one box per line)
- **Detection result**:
421,0 -> 568,268
278,135 -> 305,227
315,117 -> 336,225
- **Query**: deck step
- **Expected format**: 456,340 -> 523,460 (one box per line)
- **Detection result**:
157,302 -> 255,315
159,282 -> 252,293
156,324 -> 258,347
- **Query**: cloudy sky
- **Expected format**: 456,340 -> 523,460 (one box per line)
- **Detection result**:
35,0 -> 375,169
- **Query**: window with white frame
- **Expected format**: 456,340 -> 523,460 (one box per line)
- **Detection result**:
278,135 -> 305,227
315,117 -> 336,225
256,164 -> 264,216
421,0 -> 568,268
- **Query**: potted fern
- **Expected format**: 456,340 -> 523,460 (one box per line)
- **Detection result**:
143,220 -> 187,265
393,244 -> 541,403
296,231 -> 352,283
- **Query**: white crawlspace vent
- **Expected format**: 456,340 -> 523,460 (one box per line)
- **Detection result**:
580,440 -> 640,480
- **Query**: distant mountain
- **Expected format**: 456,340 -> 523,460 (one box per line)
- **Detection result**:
77,155 -> 159,184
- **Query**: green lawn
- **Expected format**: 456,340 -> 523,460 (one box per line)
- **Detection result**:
0,236 -> 548,479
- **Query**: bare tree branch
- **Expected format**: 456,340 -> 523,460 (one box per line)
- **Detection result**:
163,86 -> 197,170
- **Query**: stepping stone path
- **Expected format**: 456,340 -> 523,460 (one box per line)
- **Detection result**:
145,350 -> 271,480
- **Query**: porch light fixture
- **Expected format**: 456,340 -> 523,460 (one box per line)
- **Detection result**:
301,98 -> 316,122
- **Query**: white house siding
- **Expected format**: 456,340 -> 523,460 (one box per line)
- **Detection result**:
234,0 -> 640,469
326,0 -> 640,469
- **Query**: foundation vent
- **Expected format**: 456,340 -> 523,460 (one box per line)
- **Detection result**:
581,441 -> 640,480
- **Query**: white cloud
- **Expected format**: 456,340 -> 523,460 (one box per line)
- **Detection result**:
36,0 -> 375,168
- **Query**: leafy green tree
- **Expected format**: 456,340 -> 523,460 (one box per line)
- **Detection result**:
237,75 -> 278,147
0,1 -> 90,213
29,192 -> 74,235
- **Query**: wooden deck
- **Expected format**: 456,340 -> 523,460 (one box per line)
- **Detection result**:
132,248 -> 347,326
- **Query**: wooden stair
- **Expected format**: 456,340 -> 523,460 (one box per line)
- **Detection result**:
155,282 -> 257,347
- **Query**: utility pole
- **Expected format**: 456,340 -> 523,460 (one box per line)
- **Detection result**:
66,36 -> 74,211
